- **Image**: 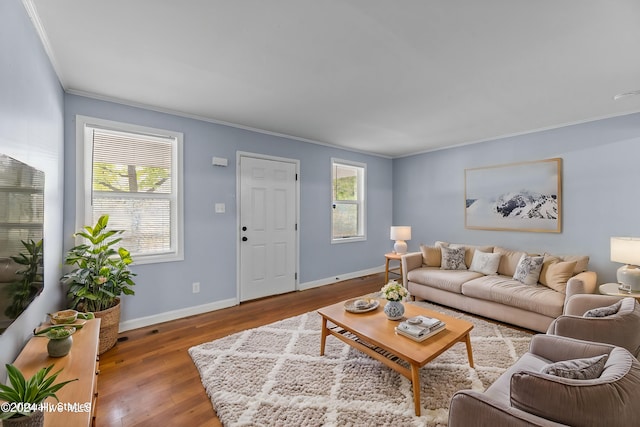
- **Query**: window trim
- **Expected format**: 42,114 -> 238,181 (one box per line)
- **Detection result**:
75,115 -> 184,264
330,158 -> 366,244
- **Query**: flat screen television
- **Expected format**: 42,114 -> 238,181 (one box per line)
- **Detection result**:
0,153 -> 44,334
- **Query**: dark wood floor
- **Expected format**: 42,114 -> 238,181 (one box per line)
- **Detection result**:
97,273 -> 389,426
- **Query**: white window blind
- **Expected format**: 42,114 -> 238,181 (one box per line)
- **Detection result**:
77,116 -> 183,264
331,158 -> 366,243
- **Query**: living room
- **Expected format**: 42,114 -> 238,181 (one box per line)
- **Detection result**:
2,0 -> 640,425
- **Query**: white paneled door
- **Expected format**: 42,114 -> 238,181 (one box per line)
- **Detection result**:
239,155 -> 297,301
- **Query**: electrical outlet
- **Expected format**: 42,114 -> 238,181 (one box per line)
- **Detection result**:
192,282 -> 200,293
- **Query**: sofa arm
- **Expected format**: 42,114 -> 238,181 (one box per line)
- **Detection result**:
564,271 -> 597,302
400,252 -> 422,288
528,334 -> 614,363
449,390 -> 565,427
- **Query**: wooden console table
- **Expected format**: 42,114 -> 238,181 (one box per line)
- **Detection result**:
12,318 -> 100,426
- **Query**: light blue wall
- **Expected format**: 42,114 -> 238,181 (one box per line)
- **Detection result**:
0,0 -> 65,371
393,113 -> 640,283
64,95 -> 393,323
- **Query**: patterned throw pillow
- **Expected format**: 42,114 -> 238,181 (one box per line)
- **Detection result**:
440,246 -> 467,270
469,250 -> 501,275
513,254 -> 544,286
541,354 -> 608,380
584,300 -> 623,318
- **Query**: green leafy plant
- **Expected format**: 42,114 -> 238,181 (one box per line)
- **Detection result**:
0,364 -> 77,420
62,214 -> 136,312
4,239 -> 44,320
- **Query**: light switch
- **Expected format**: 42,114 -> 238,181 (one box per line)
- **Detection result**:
215,203 -> 225,213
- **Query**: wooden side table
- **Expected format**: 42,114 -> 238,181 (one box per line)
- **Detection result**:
599,282 -> 640,300
384,252 -> 404,283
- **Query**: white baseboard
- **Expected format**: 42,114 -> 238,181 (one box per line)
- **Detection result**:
118,297 -> 238,332
118,265 -> 385,332
298,265 -> 385,291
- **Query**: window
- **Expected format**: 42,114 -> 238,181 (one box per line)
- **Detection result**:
331,158 -> 366,243
76,116 -> 183,264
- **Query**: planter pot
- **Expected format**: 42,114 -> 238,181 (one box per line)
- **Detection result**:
2,410 -> 44,427
384,300 -> 405,320
94,298 -> 121,354
47,335 -> 73,357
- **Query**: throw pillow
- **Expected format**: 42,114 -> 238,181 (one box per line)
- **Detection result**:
539,260 -> 577,293
440,246 -> 467,270
469,250 -> 501,275
584,300 -> 624,318
544,252 -> 589,275
419,245 -> 441,267
494,246 -> 527,277
513,254 -> 544,286
451,244 -> 494,268
541,354 -> 608,380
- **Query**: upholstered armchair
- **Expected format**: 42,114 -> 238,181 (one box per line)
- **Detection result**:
546,294 -> 640,357
449,334 -> 640,427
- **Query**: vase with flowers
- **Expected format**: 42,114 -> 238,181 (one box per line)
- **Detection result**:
380,280 -> 409,320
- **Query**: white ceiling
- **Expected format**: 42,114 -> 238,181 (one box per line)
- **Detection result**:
26,0 -> 640,158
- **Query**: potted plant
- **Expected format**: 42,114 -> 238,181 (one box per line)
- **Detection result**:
4,239 -> 44,320
61,214 -> 136,354
0,364 -> 77,426
44,326 -> 76,358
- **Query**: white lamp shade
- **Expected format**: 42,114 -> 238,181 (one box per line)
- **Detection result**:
611,237 -> 640,266
390,226 -> 411,241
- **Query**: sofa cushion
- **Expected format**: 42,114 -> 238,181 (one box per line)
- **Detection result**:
441,246 -> 467,270
407,267 -> 483,294
484,352 -> 550,402
541,354 -> 608,380
544,252 -> 589,275
584,299 -> 623,318
513,254 -> 544,286
469,250 -> 501,275
419,245 -> 441,267
494,246 -> 527,277
462,275 -> 565,318
539,256 -> 577,293
450,243 -> 494,268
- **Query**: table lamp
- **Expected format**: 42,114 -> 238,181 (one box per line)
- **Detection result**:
610,237 -> 640,293
390,226 -> 411,254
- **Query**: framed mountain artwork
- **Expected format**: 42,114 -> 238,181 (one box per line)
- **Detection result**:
465,158 -> 562,233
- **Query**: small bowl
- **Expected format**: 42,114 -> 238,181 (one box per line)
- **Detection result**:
49,309 -> 78,325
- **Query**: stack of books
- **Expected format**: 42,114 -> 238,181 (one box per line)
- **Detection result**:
395,315 -> 446,342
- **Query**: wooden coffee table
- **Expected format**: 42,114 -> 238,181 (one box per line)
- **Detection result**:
318,299 -> 474,416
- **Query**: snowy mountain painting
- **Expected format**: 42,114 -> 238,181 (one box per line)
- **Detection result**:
465,158 -> 562,232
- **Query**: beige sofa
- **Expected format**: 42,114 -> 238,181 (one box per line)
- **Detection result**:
401,242 -> 597,332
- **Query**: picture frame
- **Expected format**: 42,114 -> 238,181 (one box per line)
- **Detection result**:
465,158 -> 562,233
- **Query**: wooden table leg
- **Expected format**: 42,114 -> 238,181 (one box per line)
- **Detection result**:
385,257 -> 390,283
320,316 -> 328,356
464,333 -> 474,368
410,363 -> 421,416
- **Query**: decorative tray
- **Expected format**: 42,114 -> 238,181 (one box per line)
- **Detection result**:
344,298 -> 380,313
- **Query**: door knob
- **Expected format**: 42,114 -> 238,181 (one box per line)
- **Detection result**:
242,226 -> 247,231
242,236 -> 248,242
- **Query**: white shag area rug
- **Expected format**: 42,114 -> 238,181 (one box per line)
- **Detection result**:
189,301 -> 532,427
